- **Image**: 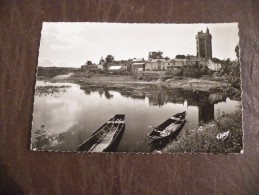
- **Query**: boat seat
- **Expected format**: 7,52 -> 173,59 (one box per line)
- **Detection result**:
90,131 -> 115,152
165,123 -> 178,131
154,128 -> 163,132
170,116 -> 180,120
106,121 -> 124,124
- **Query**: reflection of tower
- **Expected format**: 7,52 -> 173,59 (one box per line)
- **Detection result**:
195,92 -> 215,123
196,28 -> 212,60
199,103 -> 214,123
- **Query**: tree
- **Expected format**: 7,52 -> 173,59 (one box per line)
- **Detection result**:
102,54 -> 114,72
85,61 -> 93,65
99,57 -> 105,65
175,55 -> 186,59
235,45 -> 240,64
105,54 -> 114,63
212,57 -> 221,63
149,51 -> 163,59
221,58 -> 232,75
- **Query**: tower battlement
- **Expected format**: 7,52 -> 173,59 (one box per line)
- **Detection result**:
196,28 -> 212,60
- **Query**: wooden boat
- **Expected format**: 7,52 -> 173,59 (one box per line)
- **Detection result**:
77,115 -> 125,152
147,112 -> 186,140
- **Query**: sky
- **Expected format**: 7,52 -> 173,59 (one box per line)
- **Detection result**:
38,22 -> 239,67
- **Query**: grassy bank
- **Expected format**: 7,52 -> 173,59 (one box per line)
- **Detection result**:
163,105 -> 243,154
35,85 -> 70,96
37,67 -> 241,98
37,66 -> 80,79
42,73 -> 240,102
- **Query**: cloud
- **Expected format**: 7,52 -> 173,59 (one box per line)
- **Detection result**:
38,57 -> 69,67
40,24 -> 86,50
38,22 -> 239,67
38,58 -> 54,67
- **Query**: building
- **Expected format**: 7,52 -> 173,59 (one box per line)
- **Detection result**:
196,28 -> 212,60
131,58 -> 146,73
108,65 -> 125,74
97,64 -> 104,70
168,58 -> 186,70
132,58 -> 145,63
144,56 -> 208,72
186,55 -> 207,68
132,62 -> 145,73
131,28 -> 221,73
145,59 -> 174,71
207,59 -> 221,71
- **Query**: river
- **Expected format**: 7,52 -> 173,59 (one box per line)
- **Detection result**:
31,80 -> 240,152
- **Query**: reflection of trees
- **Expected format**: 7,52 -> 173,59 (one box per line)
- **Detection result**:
147,89 -> 185,106
98,89 -> 104,97
34,125 -> 48,148
80,85 -> 228,124
80,87 -> 114,99
104,89 -> 113,99
35,86 -> 69,97
34,125 -> 64,150
80,87 -> 92,95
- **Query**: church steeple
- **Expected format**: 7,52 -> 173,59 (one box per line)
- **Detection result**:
206,27 -> 209,33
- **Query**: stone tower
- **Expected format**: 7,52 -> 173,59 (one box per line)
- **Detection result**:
196,28 -> 212,60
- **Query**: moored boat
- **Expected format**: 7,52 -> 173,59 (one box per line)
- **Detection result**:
148,112 -> 186,140
77,114 -> 125,152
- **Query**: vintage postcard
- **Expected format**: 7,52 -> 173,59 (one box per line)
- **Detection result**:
31,22 -> 242,153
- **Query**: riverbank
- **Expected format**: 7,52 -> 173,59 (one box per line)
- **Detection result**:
160,106 -> 243,154
41,73 -> 240,101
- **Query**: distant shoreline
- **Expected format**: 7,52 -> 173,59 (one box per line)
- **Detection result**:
36,73 -> 241,101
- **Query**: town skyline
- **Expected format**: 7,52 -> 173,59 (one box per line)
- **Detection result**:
38,22 -> 239,67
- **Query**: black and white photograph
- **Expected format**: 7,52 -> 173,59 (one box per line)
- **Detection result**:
31,22 -> 242,153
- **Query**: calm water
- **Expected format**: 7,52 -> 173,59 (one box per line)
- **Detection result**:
31,80 -> 240,152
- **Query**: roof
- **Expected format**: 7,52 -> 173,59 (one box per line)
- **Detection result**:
150,59 -> 172,63
132,63 -> 145,65
132,58 -> 144,62
211,58 -> 222,63
151,59 -> 166,62
208,59 -> 221,65
173,58 -> 186,62
186,55 -> 197,60
109,66 -> 122,70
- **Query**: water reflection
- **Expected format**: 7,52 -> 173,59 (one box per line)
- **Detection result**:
31,81 -> 240,152
83,87 -> 228,124
146,89 -> 227,123
104,89 -> 113,99
32,125 -> 65,150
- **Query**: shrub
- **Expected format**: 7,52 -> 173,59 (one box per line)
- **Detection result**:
164,105 -> 242,153
161,75 -> 173,82
165,69 -> 182,76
